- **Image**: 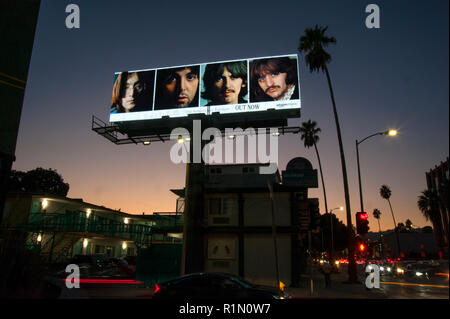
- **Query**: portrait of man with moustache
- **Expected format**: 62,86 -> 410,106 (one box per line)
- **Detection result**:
250,57 -> 299,102
154,65 -> 200,109
201,60 -> 248,106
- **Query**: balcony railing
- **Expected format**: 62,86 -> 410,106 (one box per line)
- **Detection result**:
22,213 -> 154,241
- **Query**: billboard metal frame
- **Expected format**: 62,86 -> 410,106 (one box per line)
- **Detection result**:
92,115 -> 302,145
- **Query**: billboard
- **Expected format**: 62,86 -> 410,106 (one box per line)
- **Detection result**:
109,54 -> 300,124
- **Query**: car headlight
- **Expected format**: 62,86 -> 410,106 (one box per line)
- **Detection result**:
387,267 -> 391,272
416,272 -> 423,277
380,266 -> 384,271
397,268 -> 404,274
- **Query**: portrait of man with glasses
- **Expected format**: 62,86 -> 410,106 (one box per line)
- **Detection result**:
110,70 -> 155,113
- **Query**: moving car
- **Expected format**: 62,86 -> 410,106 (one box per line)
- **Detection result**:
404,263 -> 434,279
378,262 -> 393,276
152,273 -> 290,299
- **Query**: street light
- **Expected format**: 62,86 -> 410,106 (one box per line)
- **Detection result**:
356,129 -> 397,213
330,206 -> 343,259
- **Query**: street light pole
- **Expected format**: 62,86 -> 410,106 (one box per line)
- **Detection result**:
356,140 -> 364,212
356,130 -> 397,213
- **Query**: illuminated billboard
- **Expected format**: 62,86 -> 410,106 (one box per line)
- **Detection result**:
109,54 -> 300,123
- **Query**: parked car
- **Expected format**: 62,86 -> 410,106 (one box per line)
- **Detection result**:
152,273 -> 290,299
123,255 -> 136,266
70,254 -> 109,267
108,257 -> 136,277
123,256 -> 137,272
54,254 -> 114,278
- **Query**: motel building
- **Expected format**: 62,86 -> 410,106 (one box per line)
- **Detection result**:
1,193 -> 183,264
177,157 -> 319,287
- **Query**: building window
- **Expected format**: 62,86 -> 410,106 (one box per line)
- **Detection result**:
105,246 -> 115,257
94,245 -> 105,254
209,198 -> 234,215
210,198 -> 222,215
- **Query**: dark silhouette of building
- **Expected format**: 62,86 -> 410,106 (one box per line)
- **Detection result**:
0,0 -> 41,224
178,158 -> 319,287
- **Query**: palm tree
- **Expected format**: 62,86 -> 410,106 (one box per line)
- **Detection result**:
299,25 -> 357,282
372,208 -> 383,257
379,185 -> 401,257
372,208 -> 382,233
418,189 -> 445,253
299,120 -> 328,215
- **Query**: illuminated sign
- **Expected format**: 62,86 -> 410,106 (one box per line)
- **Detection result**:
109,54 -> 300,123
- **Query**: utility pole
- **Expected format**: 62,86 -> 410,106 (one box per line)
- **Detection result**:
308,230 -> 314,296
268,181 -> 281,291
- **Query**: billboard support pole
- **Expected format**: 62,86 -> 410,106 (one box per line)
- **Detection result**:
182,117 -> 206,275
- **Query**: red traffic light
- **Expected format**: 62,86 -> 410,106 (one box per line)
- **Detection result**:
358,212 -> 369,220
359,244 -> 366,251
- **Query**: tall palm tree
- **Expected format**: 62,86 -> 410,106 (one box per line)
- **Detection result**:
379,185 -> 401,257
372,208 -> 383,257
299,120 -> 328,215
418,189 -> 445,252
299,25 -> 357,282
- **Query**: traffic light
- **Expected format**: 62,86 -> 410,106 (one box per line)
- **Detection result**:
356,212 -> 369,235
359,243 -> 366,252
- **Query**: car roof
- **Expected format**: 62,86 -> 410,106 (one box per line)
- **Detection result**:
159,272 -> 245,285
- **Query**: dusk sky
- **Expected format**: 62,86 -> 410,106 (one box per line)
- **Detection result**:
14,0 -> 449,231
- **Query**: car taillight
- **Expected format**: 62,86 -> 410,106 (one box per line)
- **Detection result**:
154,283 -> 161,294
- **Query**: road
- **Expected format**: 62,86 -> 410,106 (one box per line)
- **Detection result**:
356,263 -> 449,299
378,274 -> 448,299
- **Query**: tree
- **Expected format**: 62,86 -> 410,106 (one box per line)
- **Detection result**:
299,120 -> 328,215
372,208 -> 383,256
437,177 -> 449,245
372,208 -> 382,233
421,226 -> 433,233
380,184 -> 401,257
418,189 -> 445,251
298,25 -> 357,283
405,219 -> 413,232
7,167 -> 69,196
6,170 -> 26,192
318,213 -> 348,254
395,223 -> 407,233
